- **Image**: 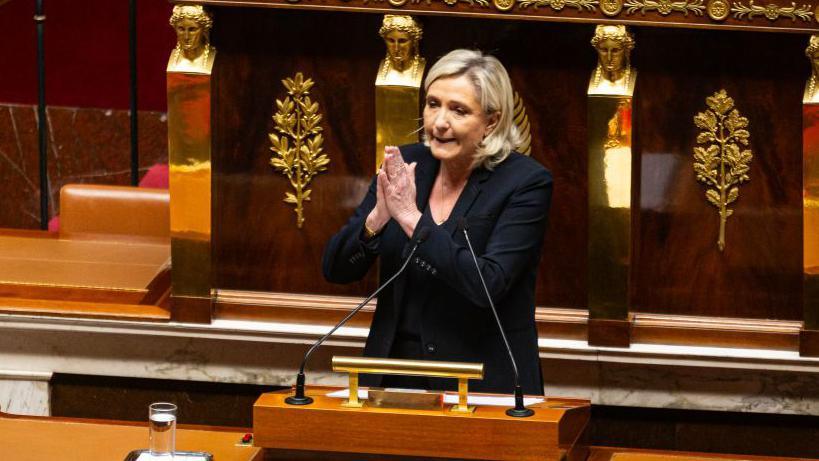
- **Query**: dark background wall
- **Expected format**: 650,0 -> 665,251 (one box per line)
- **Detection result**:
0,0 -> 175,229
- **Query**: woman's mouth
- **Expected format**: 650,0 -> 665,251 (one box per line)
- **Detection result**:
433,136 -> 455,144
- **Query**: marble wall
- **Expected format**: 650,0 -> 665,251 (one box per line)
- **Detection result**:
0,103 -> 168,229
0,371 -> 50,416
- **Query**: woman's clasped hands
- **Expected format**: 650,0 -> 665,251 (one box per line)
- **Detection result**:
365,146 -> 422,238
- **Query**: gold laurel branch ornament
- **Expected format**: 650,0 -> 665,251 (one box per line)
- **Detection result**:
692,89 -> 753,252
624,0 -> 705,15
513,92 -> 532,155
269,73 -> 331,229
730,0 -> 814,21
517,0 -> 599,11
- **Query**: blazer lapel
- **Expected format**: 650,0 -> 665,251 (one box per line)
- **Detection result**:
414,152 -> 439,212
442,167 -> 491,236
392,148 -> 438,323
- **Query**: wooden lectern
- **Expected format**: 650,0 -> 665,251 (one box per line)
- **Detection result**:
253,386 -> 590,461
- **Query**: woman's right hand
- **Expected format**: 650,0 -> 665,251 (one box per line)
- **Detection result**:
364,147 -> 395,234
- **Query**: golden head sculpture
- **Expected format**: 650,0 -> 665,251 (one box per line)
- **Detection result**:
168,5 -> 215,72
589,25 -> 636,96
377,15 -> 425,87
805,35 -> 819,102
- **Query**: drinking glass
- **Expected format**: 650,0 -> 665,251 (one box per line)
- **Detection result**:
148,402 -> 177,458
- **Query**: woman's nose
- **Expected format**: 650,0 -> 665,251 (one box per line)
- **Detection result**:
433,110 -> 450,130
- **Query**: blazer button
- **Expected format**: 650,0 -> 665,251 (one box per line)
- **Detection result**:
425,343 -> 436,353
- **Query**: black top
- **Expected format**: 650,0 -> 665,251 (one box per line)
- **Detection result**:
323,143 -> 553,395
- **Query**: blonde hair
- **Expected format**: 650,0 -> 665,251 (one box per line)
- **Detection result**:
423,49 -> 520,170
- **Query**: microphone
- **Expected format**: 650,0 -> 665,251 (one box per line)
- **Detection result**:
458,217 -> 534,418
286,226 -> 431,405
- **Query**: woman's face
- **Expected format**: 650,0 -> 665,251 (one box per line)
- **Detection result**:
811,49 -> 819,77
176,18 -> 204,52
423,75 -> 498,164
596,38 -> 626,76
384,30 -> 413,70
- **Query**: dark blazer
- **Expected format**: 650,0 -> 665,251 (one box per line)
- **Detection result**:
322,143 -> 553,395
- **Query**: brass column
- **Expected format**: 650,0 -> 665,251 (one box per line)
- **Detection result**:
375,15 -> 425,170
586,25 -> 636,347
166,5 -> 216,323
801,35 -> 819,355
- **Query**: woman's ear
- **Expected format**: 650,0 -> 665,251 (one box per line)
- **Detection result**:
485,112 -> 500,137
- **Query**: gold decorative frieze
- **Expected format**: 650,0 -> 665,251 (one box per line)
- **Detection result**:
517,0 -> 599,11
730,0 -> 814,21
707,0 -> 731,19
494,0 -> 517,10
624,0 -> 705,16
692,89 -> 753,252
513,92 -> 532,155
601,0 -> 626,15
269,73 -> 331,229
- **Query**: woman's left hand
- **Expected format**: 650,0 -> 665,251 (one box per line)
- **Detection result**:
381,148 -> 421,237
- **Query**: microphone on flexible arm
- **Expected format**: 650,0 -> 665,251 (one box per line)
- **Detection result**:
285,226 -> 431,405
458,217 -> 534,418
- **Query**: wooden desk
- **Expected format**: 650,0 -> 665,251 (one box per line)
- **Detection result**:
0,413 -> 261,461
0,234 -> 170,319
589,447 -> 817,461
255,386 -> 590,461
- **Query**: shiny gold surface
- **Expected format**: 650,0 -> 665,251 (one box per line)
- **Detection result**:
332,356 -> 484,378
707,0 -> 731,19
167,5 -> 216,74
513,91 -> 532,155
167,5 -> 215,301
805,35 -> 819,103
623,0 -> 706,15
333,356 -> 483,411
601,0 -> 625,15
588,96 -> 633,321
588,25 -> 637,97
368,388 -> 444,410
375,15 -> 425,170
803,103 -> 819,328
494,0 -> 517,10
269,72 -> 331,229
693,89 -> 753,252
517,0 -> 600,11
731,0 -> 814,21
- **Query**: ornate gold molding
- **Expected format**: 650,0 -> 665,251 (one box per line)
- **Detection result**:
730,0 -> 814,21
624,0 -> 705,16
269,73 -> 331,229
693,89 -> 753,252
513,92 -> 532,155
517,0 -> 599,11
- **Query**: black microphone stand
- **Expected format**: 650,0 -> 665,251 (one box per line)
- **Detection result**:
460,218 -> 534,418
286,229 -> 428,405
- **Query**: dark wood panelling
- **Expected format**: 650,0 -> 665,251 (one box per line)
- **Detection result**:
211,11 -> 590,306
50,373 -> 277,427
211,10 -> 807,322
632,28 -> 805,320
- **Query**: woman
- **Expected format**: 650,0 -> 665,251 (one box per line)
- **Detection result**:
323,49 -> 552,395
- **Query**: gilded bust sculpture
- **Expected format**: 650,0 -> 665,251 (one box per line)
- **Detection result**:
376,15 -> 426,87
168,5 -> 216,74
588,25 -> 636,96
805,35 -> 819,103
